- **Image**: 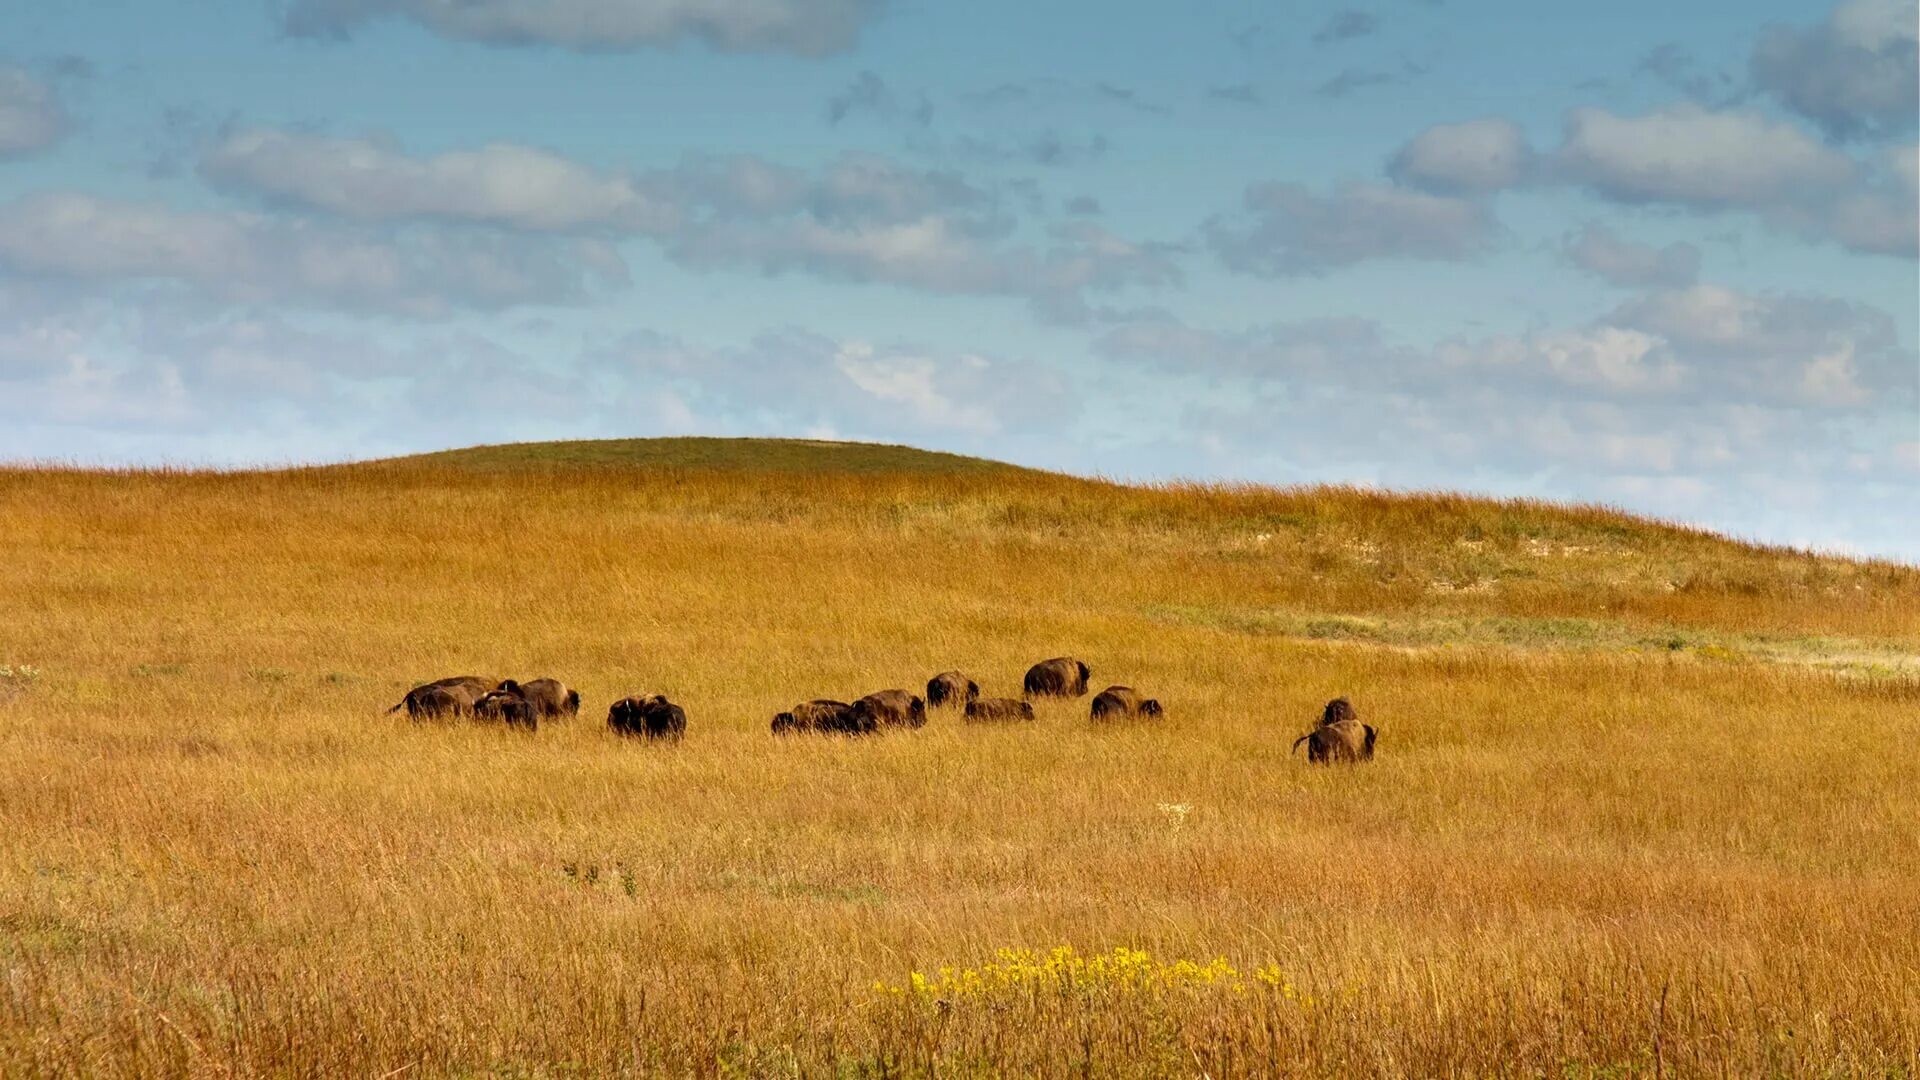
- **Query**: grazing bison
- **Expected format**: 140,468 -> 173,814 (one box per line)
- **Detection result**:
388,675 -> 499,718
473,687 -> 539,730
771,699 -> 866,735
1023,657 -> 1091,698
964,697 -> 1034,722
608,695 -> 687,740
926,671 -> 980,709
502,678 -> 580,720
1292,700 -> 1376,764
1089,685 -> 1163,722
851,690 -> 927,730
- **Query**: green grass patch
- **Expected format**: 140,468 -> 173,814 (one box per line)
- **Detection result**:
368,437 -> 1034,476
1147,605 -> 1920,676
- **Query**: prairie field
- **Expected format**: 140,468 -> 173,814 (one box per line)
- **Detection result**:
1,438 -> 1916,1078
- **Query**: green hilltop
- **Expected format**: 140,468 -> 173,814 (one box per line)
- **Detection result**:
375,437 -> 1035,476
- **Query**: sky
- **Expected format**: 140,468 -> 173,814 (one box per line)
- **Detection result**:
0,1 -> 1915,558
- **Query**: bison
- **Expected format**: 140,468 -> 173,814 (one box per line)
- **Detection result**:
1292,700 -> 1376,764
388,675 -> 500,718
771,699 -> 867,735
1023,657 -> 1091,698
1320,697 -> 1358,727
852,689 -> 927,730
1089,685 -> 1163,722
502,678 -> 580,720
926,670 -> 980,709
473,687 -> 539,730
964,697 -> 1034,722
608,695 -> 687,740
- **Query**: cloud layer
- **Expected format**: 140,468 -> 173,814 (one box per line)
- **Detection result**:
201,129 -> 1179,319
0,66 -> 67,159
1751,0 -> 1918,140
1207,182 -> 1495,275
1375,104 -> 1919,260
1092,278 -> 1916,550
0,193 -> 624,314
1561,225 -> 1701,288
282,0 -> 883,56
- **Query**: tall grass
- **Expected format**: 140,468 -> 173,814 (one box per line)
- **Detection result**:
0,455 -> 1915,1076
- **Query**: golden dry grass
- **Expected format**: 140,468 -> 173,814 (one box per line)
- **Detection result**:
1,445 -> 1916,1077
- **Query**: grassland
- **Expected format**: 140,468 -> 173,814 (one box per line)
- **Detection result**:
382,436 -> 1036,476
1,439 -> 1916,1077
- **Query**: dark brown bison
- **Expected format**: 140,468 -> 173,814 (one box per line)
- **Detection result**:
926,670 -> 980,709
502,678 -> 580,719
1292,700 -> 1376,764
1089,685 -> 1163,722
608,695 -> 686,740
771,699 -> 867,735
964,697 -> 1034,722
473,687 -> 539,730
388,675 -> 500,718
1320,697 -> 1358,727
851,690 -> 926,730
399,684 -> 480,718
1024,657 -> 1091,698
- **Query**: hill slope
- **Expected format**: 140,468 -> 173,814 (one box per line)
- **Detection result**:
372,436 -> 1035,475
0,438 -> 1916,1075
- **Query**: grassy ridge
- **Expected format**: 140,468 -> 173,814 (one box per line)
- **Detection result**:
0,444 -> 1916,1076
371,436 -> 1035,475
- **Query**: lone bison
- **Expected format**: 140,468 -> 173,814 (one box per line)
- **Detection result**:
608,695 -> 687,740
388,675 -> 500,718
1023,657 -> 1091,698
926,670 -> 980,709
473,687 -> 539,730
852,689 -> 927,730
502,678 -> 580,720
1089,685 -> 1163,722
771,699 -> 867,735
1292,700 -> 1376,764
964,697 -> 1034,722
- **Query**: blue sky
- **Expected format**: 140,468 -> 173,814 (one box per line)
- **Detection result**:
0,1 -> 1914,557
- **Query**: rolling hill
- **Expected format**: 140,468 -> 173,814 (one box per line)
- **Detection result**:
0,438 -> 1914,1076
368,435 -> 1036,475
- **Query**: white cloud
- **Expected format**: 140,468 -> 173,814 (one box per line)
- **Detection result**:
1561,224 -> 1700,287
1809,145 -> 1919,256
1612,284 -> 1910,407
1751,0 -> 1918,141
1439,326 -> 1685,395
0,192 -> 624,314
1092,298 -> 1917,557
669,214 -> 1009,292
201,132 -> 1177,319
0,291 -> 397,439
600,329 -> 1074,437
201,129 -> 682,234
833,343 -> 998,433
1097,316 -> 1396,376
283,0 -> 882,56
1554,104 -> 1855,208
1098,282 -> 1914,413
1385,105 -> 1914,258
0,66 -> 66,159
1890,143 -> 1919,195
1207,181 -> 1496,275
654,160 -> 1175,320
1388,118 -> 1532,195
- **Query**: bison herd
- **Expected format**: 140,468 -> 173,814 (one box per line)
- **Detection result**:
388,656 -> 1379,765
